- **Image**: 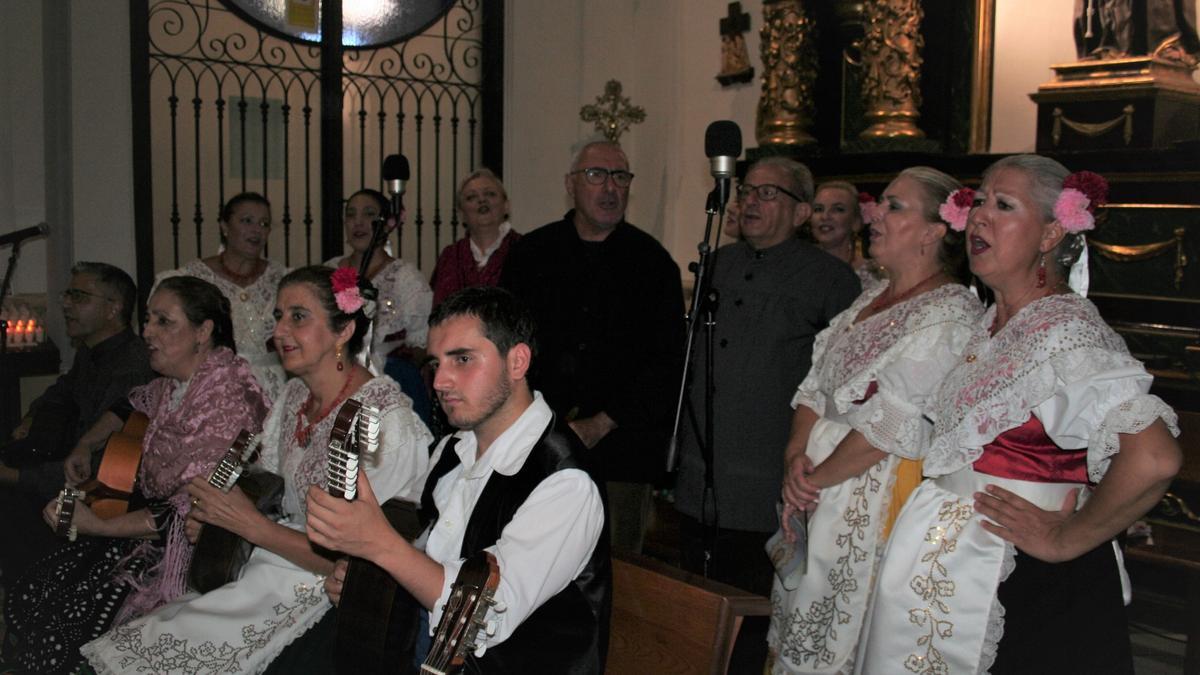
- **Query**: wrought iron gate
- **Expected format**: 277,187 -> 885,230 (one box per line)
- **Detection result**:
133,0 -> 495,289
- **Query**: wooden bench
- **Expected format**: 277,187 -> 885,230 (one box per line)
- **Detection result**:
1125,409 -> 1200,672
606,553 -> 771,675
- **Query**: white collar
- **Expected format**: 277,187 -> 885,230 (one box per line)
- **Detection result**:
450,391 -> 551,477
469,221 -> 512,267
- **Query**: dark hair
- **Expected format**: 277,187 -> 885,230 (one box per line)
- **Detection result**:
220,192 -> 271,223
154,275 -> 236,351
429,286 -> 536,358
278,266 -> 370,357
346,188 -> 391,220
71,261 -> 137,326
896,166 -> 969,284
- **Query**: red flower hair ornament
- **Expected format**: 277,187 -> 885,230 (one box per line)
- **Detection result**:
938,188 -> 976,232
331,267 -> 374,318
1054,170 -> 1108,233
858,192 -> 883,225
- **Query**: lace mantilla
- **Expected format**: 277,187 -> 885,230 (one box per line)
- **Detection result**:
924,294 -> 1173,479
792,283 -> 980,453
156,260 -> 287,400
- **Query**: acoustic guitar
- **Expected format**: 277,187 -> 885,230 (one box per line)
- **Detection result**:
420,551 -> 501,675
322,399 -> 425,674
188,430 -> 284,593
54,411 -> 148,540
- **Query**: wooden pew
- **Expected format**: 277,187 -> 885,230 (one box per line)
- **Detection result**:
606,552 -> 771,675
1125,410 -> 1200,672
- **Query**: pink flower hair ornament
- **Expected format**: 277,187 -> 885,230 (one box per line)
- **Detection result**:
938,187 -> 975,232
858,192 -> 883,225
331,267 -> 366,314
1054,170 -> 1108,233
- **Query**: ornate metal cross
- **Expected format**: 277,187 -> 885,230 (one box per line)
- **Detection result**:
579,80 -> 646,143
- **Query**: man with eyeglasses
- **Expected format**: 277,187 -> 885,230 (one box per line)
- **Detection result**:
502,140 -> 684,555
673,157 -> 859,650
0,262 -> 153,584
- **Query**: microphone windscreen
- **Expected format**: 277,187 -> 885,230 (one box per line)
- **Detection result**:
704,120 -> 742,159
382,154 -> 410,181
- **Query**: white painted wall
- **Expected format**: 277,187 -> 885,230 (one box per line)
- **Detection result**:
0,2 -> 48,295
504,0 -> 764,270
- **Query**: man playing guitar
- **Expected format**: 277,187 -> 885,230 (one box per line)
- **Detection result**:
307,286 -> 611,673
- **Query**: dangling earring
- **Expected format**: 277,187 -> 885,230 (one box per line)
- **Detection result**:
1036,254 -> 1047,288
336,345 -> 344,371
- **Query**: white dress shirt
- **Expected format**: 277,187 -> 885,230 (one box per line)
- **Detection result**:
422,392 -> 605,649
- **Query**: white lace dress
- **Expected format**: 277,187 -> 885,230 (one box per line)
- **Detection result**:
855,294 -> 1179,674
767,282 -> 981,675
324,257 -> 432,374
154,260 -> 288,401
82,376 -> 433,675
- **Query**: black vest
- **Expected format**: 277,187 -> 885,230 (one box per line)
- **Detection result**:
421,414 -> 612,674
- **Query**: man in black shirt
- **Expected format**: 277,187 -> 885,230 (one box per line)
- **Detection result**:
502,141 -> 684,553
0,262 -> 154,583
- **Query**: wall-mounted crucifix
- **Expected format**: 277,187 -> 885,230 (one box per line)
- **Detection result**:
717,2 -> 755,86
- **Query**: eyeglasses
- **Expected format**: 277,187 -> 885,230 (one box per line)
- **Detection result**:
736,183 -> 804,203
60,288 -> 116,304
570,167 -> 635,187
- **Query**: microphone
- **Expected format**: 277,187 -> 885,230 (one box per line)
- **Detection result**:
704,121 -> 741,210
382,154 -> 410,199
0,223 -> 49,248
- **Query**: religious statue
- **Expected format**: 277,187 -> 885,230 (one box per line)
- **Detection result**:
1074,0 -> 1200,65
718,2 -> 755,86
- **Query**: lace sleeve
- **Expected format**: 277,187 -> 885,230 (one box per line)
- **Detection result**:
1086,394 -> 1179,482
843,311 -> 976,459
363,400 -> 434,504
791,366 -> 825,413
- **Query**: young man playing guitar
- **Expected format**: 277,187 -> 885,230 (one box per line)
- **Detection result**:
307,286 -> 611,673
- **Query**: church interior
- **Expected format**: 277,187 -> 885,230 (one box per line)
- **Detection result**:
1,1 -> 1199,673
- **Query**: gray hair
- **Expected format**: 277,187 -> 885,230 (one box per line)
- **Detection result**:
749,157 -> 814,203
897,166 -> 962,224
569,141 -> 628,173
982,154 -> 1085,272
456,167 -> 508,210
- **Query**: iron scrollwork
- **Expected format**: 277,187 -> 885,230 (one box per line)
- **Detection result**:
144,0 -> 483,271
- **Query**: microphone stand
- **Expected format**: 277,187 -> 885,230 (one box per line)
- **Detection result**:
667,181 -> 728,578
0,239 -> 27,354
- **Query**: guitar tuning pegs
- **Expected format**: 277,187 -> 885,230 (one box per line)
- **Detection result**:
484,620 -> 497,637
472,643 -> 487,658
490,600 -> 507,614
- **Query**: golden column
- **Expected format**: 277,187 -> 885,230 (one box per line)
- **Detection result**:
856,0 -> 926,139
755,0 -> 819,146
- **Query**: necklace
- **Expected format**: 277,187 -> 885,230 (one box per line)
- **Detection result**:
294,370 -> 357,447
218,254 -> 263,286
864,270 -> 944,316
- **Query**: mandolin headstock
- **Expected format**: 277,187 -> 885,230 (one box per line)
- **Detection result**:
325,399 -> 381,500
207,430 -> 260,492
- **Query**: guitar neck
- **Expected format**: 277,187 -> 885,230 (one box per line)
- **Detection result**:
54,486 -> 84,540
421,551 -> 500,674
